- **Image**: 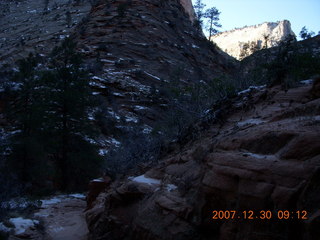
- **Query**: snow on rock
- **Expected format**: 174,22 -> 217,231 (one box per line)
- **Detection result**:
9,217 -> 39,235
237,85 -> 266,95
0,222 -> 11,233
92,76 -> 107,81
236,118 -> 266,127
142,125 -> 153,134
165,184 -> 178,192
129,175 -> 161,185
241,152 -> 275,160
91,178 -> 105,183
99,148 -> 109,156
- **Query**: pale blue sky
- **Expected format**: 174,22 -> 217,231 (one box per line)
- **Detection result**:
192,0 -> 320,38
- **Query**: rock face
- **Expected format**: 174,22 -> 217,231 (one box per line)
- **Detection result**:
71,0 -> 236,135
211,20 -> 296,60
86,81 -> 320,240
179,0 -> 196,22
0,0 -> 237,150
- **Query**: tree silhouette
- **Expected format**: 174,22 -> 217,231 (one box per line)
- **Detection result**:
299,26 -> 315,40
193,0 -> 206,32
204,7 -> 221,40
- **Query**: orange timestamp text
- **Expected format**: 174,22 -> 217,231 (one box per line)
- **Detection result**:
212,210 -> 308,220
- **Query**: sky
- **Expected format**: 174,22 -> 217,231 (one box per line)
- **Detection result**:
191,0 -> 320,38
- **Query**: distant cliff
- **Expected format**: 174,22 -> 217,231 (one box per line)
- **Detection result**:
211,20 -> 296,60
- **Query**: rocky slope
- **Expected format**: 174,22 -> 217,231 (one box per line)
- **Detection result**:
211,20 -> 296,60
0,0 -> 237,150
85,80 -> 320,240
70,0 -> 236,137
0,0 -> 92,67
239,35 -> 320,85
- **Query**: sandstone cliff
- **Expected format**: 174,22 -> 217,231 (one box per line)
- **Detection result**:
179,0 -> 196,22
0,0 -> 237,152
211,20 -> 296,60
85,80 -> 320,240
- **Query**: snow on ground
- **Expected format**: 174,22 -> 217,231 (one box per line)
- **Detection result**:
40,194 -> 86,208
1,198 -> 38,210
300,79 -> 313,85
0,222 -> 10,233
9,217 -> 39,235
40,197 -> 62,208
68,194 -> 86,200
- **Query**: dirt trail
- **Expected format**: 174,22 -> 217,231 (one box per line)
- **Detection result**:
36,195 -> 88,240
8,194 -> 88,240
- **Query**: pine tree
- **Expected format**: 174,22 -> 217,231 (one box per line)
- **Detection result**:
7,54 -> 50,190
204,7 -> 221,40
41,38 -> 102,191
193,0 -> 206,32
8,39 -> 102,192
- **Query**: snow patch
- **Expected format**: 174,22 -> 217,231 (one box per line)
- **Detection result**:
134,105 -> 148,111
142,125 -> 153,134
165,184 -> 178,192
129,175 -> 161,185
241,152 -> 275,160
236,118 -> 266,127
9,217 -> 39,235
144,71 -> 161,81
237,85 -> 266,95
125,115 -> 138,123
99,149 -> 109,156
40,197 -> 62,208
68,193 -> 86,200
0,222 -> 10,233
92,178 -> 105,183
92,76 -> 106,81
300,79 -> 313,85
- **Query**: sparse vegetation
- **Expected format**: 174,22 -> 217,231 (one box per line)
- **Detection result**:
241,34 -> 320,88
193,0 -> 221,38
300,26 -> 315,40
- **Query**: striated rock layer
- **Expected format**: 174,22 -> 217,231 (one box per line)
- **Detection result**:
86,81 -> 320,240
72,0 -> 236,129
211,20 -> 296,60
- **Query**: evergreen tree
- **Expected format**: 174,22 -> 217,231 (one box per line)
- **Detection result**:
193,0 -> 206,32
42,38 -> 102,191
7,54 -> 50,190
8,39 -> 102,192
204,7 -> 221,40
